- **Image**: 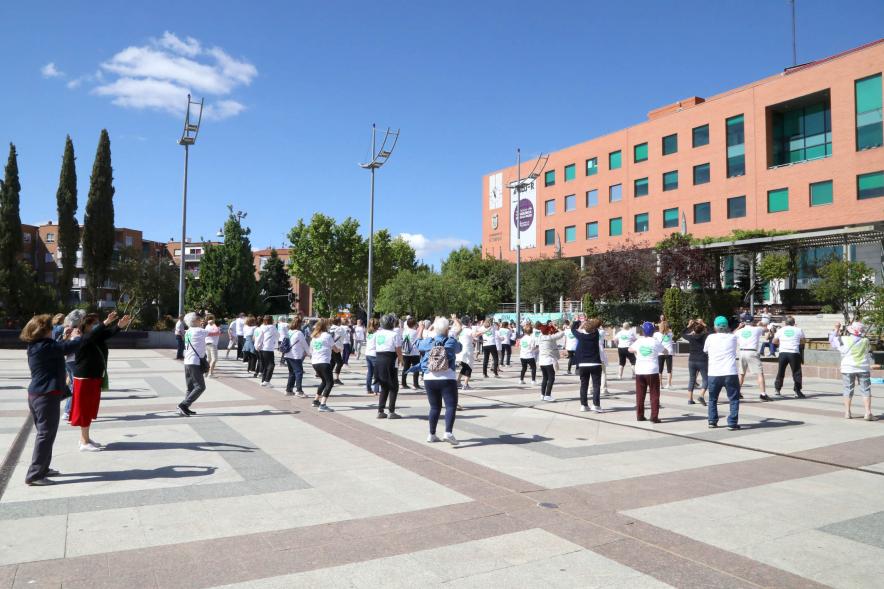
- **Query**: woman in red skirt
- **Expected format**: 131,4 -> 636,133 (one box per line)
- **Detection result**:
72,311 -> 131,451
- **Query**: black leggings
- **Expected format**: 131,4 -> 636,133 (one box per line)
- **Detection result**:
313,363 -> 334,398
482,346 -> 499,377
657,354 -> 673,374
567,350 -> 576,373
774,352 -> 803,393
501,344 -> 512,366
459,362 -> 472,378
401,355 -> 420,387
331,351 -> 344,376
375,351 -> 399,413
259,351 -> 275,382
579,365 -> 603,408
520,358 -> 536,381
425,379 -> 458,435
618,347 -> 636,367
540,365 -> 555,397
246,350 -> 258,373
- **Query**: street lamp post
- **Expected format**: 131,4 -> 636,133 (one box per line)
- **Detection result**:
177,94 -> 204,318
359,124 -> 400,321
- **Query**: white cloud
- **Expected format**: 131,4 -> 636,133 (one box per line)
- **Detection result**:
41,62 -> 64,78
81,32 -> 256,120
398,233 -> 471,261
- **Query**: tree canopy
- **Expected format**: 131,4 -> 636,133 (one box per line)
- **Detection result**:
82,130 -> 115,305
55,135 -> 79,303
258,248 -> 291,314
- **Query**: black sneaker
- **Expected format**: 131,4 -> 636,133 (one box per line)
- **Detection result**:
697,397 -> 707,406
177,405 -> 191,417
334,379 -> 344,385
738,394 -> 744,400
401,384 -> 411,389
312,399 -> 321,407
636,416 -> 647,422
774,390 -> 783,397
760,394 -> 772,402
26,478 -> 55,486
377,412 -> 387,419
388,412 -> 402,420
688,399 -> 696,405
727,424 -> 741,431
795,391 -> 806,399
285,391 -> 295,396
708,422 -> 718,428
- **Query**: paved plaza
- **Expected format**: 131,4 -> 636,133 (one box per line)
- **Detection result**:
0,348 -> 882,588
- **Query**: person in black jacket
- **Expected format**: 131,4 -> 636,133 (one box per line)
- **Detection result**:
72,311 -> 132,452
571,318 -> 606,413
20,314 -> 84,485
682,319 -> 709,405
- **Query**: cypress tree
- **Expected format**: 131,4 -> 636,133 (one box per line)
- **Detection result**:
82,129 -> 115,305
0,143 -> 23,316
56,136 -> 79,303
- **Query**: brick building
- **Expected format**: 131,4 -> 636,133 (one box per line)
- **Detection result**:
252,248 -> 313,316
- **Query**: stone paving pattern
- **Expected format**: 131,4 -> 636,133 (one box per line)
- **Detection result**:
0,348 -> 881,588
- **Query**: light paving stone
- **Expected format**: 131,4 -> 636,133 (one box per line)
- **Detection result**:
0,515 -> 67,566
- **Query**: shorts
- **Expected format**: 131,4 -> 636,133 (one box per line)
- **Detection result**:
70,377 -> 102,427
617,347 -> 636,367
842,372 -> 871,398
459,362 -> 472,377
739,350 -> 763,375
657,354 -> 673,374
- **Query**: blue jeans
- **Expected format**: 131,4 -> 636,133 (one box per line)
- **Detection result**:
284,358 -> 304,392
425,379 -> 458,435
707,375 -> 741,426
365,356 -> 380,393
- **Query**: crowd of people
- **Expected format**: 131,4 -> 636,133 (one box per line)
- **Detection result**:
19,304 -> 878,487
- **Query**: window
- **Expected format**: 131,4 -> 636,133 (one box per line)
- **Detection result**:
585,157 -> 598,176
726,114 -> 745,177
609,183 -> 622,202
662,133 -> 678,155
45,233 -> 55,243
634,213 -> 649,233
692,124 -> 709,147
663,170 -> 678,191
727,195 -> 746,218
768,188 -> 789,213
45,252 -> 54,263
586,189 -> 598,208
125,235 -> 134,246
634,142 -> 648,162
544,229 -> 555,246
564,225 -> 576,243
809,180 -> 833,206
693,163 -> 710,185
544,170 -> 555,187
609,150 -> 621,170
857,170 -> 884,200
856,74 -> 883,150
564,164 -> 576,182
694,202 -> 711,224
634,177 -> 649,197
663,207 -> 679,228
545,199 -> 555,215
586,222 -> 598,239
23,232 -> 31,243
564,194 -> 576,211
609,217 -> 622,237
771,101 -> 832,165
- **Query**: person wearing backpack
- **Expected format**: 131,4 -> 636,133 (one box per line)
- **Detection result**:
831,321 -> 877,421
418,317 -> 463,445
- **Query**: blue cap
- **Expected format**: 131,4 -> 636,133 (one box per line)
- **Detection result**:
641,321 -> 655,336
714,316 -> 729,328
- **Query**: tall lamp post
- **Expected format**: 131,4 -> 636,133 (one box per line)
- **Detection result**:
358,124 -> 400,321
177,94 -> 204,317
507,150 -> 548,334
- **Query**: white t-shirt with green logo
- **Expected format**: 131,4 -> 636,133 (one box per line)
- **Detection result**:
631,336 -> 662,375
653,331 -> 674,355
565,330 -> 578,351
776,326 -> 804,354
519,334 -> 539,359
615,329 -> 637,349
374,328 -> 402,353
736,325 -> 764,351
310,332 -> 333,365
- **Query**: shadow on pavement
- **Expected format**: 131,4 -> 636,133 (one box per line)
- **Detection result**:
103,441 -> 256,452
52,465 -> 217,483
455,432 -> 554,449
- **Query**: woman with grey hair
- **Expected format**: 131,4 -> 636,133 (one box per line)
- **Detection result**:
374,314 -> 403,418
418,317 -> 463,444
61,310 -> 86,421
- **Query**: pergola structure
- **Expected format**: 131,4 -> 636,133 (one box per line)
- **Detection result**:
695,223 -> 884,313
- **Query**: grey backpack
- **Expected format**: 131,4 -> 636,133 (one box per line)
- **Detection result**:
427,338 -> 449,372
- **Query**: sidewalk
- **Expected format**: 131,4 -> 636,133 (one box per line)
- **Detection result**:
0,349 -> 882,588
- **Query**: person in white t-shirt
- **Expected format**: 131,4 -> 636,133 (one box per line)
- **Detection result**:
283,316 -> 310,396
330,318 -> 345,385
499,321 -> 513,367
615,323 -> 637,379
736,320 -> 770,401
353,319 -> 366,359
653,321 -> 675,389
517,323 -> 539,385
309,318 -> 335,412
773,316 -> 806,398
703,316 -> 741,430
233,313 -> 246,359
456,316 -> 477,390
254,315 -> 279,387
629,322 -> 663,423
225,319 -> 236,359
277,317 -> 290,367
204,315 -> 221,378
179,312 -> 207,416
242,316 -> 258,374
174,315 -> 186,360
477,319 -> 500,378
537,323 -> 565,401
364,318 -> 380,395
374,314 -> 404,418
401,318 -> 421,389
564,320 -> 578,375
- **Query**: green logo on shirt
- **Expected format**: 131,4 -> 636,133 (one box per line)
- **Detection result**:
312,340 -> 323,350
376,335 -> 386,345
783,328 -> 795,337
740,330 -> 751,338
639,345 -> 653,357
619,334 -> 629,340
662,335 -> 671,343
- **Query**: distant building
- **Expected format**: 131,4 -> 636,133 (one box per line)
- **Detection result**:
165,240 -> 223,280
252,247 -> 313,316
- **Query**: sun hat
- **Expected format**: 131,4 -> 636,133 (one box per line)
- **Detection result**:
847,321 -> 864,336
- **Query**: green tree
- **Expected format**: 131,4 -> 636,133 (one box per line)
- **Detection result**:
865,286 -> 884,340
662,287 -> 699,335
811,259 -> 877,324
0,144 -> 25,318
581,293 -> 600,318
359,229 -> 422,312
56,135 -> 79,303
112,247 -> 179,327
441,246 -> 514,307
187,206 -> 261,316
576,240 -> 656,303
375,269 -> 495,318
757,252 -> 794,304
82,130 -> 115,305
287,213 -> 367,316
258,248 -> 291,314
521,258 -> 579,307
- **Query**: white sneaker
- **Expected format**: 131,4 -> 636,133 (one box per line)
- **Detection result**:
580,405 -> 590,412
443,433 -> 459,446
591,406 -> 606,413
546,396 -> 555,403
519,379 -> 525,385
427,433 -> 441,443
531,380 -> 537,385
78,442 -> 101,452
88,439 -> 103,448
463,384 -> 472,390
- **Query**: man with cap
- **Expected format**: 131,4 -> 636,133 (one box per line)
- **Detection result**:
736,319 -> 772,401
830,321 -> 877,421
628,322 -> 663,423
773,316 -> 806,398
703,316 -> 741,430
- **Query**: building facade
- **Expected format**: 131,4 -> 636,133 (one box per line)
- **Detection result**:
252,248 -> 314,316
165,240 -> 223,280
482,39 -> 884,269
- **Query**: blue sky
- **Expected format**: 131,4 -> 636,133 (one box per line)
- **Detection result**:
2,0 -> 883,267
